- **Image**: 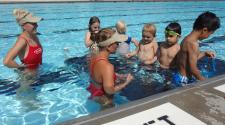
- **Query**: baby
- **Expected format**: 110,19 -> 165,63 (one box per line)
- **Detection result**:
115,20 -> 139,56
126,23 -> 158,65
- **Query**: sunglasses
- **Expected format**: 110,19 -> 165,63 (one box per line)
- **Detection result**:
26,22 -> 38,26
116,42 -> 120,45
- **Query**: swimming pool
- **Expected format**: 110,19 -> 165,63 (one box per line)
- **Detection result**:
0,1 -> 225,124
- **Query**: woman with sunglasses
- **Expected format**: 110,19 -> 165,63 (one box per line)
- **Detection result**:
3,9 -> 43,75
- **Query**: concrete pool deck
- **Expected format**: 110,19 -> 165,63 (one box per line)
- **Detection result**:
61,74 -> 225,125
0,0 -> 223,4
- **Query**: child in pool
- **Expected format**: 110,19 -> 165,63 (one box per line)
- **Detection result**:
174,11 -> 220,86
115,20 -> 139,56
84,16 -> 101,48
158,22 -> 181,69
126,23 -> 158,65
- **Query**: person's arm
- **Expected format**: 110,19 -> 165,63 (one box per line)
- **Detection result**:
3,37 -> 27,69
157,42 -> 164,59
153,41 -> 158,57
125,50 -> 137,58
149,56 -> 157,64
84,31 -> 93,48
102,64 -> 133,95
188,42 -> 205,80
147,41 -> 158,64
125,44 -> 139,58
169,44 -> 180,68
115,73 -> 127,80
131,38 -> 139,47
37,38 -> 43,64
198,51 -> 215,59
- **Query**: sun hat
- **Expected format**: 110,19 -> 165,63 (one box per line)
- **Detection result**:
98,32 -> 128,47
13,8 -> 43,26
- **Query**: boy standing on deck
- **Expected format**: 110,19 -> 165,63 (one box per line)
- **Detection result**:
173,11 -> 220,86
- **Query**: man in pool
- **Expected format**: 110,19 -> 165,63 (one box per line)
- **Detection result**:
174,11 -> 220,86
158,22 -> 181,69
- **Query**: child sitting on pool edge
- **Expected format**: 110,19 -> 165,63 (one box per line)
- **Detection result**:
174,11 -> 220,86
126,23 -> 158,65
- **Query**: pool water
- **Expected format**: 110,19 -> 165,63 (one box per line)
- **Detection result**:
0,1 -> 225,125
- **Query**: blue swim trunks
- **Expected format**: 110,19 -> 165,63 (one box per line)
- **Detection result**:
172,71 -> 196,87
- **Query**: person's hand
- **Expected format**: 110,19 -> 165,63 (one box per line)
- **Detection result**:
125,53 -> 132,58
94,30 -> 99,34
205,51 -> 215,58
18,63 -> 37,70
116,73 -> 127,78
125,73 -> 134,85
17,64 -> 27,70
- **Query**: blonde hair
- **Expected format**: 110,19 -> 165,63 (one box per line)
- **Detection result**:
116,20 -> 126,34
142,23 -> 156,37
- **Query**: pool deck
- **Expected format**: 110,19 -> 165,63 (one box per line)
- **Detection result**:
61,74 -> 225,125
0,0 -> 223,4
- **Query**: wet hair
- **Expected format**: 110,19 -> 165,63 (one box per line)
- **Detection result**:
166,22 -> 181,35
116,20 -> 126,34
88,16 -> 100,32
95,28 -> 115,45
142,23 -> 156,37
193,11 -> 220,32
90,32 -> 97,42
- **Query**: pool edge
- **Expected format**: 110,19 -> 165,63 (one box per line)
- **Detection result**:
60,74 -> 225,125
0,0 -> 223,4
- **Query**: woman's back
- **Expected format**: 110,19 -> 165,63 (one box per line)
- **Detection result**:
90,56 -> 109,85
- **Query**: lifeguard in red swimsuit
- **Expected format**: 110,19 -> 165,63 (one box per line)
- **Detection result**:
3,9 -> 43,73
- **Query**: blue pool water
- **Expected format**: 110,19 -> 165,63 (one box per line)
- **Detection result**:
0,1 -> 225,124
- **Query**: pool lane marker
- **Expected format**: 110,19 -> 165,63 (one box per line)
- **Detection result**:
103,102 -> 206,125
214,84 -> 225,93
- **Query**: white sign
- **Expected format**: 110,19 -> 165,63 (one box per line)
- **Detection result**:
103,103 -> 206,125
214,84 -> 225,93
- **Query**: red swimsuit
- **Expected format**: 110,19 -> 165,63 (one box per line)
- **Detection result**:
20,35 -> 42,69
87,57 -> 116,98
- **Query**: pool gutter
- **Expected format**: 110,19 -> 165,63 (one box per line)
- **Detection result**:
0,0 -> 223,4
61,74 -> 225,125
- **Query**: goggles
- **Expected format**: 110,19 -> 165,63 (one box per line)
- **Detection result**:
164,30 -> 180,36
